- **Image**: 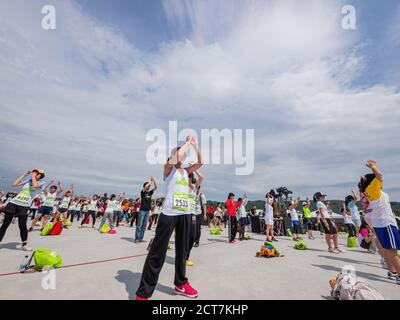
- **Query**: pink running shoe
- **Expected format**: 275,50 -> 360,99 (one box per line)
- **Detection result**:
175,282 -> 198,298
135,296 -> 149,300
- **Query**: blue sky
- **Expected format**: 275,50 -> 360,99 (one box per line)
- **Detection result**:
0,0 -> 399,201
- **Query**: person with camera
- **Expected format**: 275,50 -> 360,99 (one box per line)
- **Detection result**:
0,169 -> 46,251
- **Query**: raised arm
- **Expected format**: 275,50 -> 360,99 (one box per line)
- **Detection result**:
11,170 -> 31,188
56,181 -> 64,195
150,176 -> 157,192
351,189 -> 358,202
194,170 -> 204,192
186,137 -> 203,175
164,136 -> 192,178
366,160 -> 383,182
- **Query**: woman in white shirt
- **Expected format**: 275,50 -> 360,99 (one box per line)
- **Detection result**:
264,193 -> 275,242
314,192 -> 342,254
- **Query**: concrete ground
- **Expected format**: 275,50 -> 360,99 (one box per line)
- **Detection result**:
0,220 -> 398,300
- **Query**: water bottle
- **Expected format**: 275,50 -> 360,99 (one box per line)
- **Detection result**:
19,255 -> 30,273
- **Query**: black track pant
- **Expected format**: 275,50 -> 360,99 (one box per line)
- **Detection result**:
81,210 -> 96,227
346,223 -> 356,238
130,212 -> 138,227
136,213 -> 190,298
194,214 -> 202,244
0,213 -> 28,243
187,214 -> 197,260
228,216 -> 238,242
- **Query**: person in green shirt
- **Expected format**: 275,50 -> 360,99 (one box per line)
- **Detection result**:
302,197 -> 315,240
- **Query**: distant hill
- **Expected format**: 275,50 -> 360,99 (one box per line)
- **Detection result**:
207,199 -> 400,217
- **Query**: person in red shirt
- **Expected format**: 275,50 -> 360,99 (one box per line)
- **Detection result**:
207,205 -> 215,228
225,193 -> 243,243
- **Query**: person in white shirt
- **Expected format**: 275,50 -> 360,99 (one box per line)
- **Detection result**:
314,192 -> 343,254
359,160 -> 400,285
264,193 -> 275,242
237,195 -> 248,241
341,203 -> 356,238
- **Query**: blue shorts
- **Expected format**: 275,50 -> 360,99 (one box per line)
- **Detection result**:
374,225 -> 400,250
38,206 -> 54,216
292,220 -> 300,233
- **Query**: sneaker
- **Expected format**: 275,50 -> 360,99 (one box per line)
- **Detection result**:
134,240 -> 139,244
17,245 -> 33,251
28,227 -> 33,232
309,236 -> 315,240
271,237 -> 279,242
396,276 -> 400,285
388,271 -> 398,280
186,260 -> 194,267
335,248 -> 345,253
175,282 -> 198,298
139,240 -> 147,243
328,247 -> 335,253
193,242 -> 199,248
135,296 -> 149,300
332,249 -> 341,254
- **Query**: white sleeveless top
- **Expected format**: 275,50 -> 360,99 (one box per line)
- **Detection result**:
188,188 -> 196,215
162,167 -> 190,216
43,192 -> 57,207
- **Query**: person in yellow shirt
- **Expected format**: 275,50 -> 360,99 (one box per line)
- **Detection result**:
359,160 -> 400,285
302,197 -> 314,240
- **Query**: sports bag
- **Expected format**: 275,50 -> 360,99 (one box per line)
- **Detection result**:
40,223 -> 53,236
49,221 -> 63,235
347,236 -> 358,248
294,241 -> 308,250
33,248 -> 62,269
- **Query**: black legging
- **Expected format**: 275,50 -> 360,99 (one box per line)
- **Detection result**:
187,214 -> 197,260
346,223 -> 356,238
194,214 -> 202,244
81,210 -> 96,227
130,212 -> 138,227
228,216 -> 238,242
0,213 -> 29,243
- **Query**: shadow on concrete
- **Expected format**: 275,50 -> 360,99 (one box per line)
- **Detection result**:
115,270 -> 175,300
0,242 -> 21,250
311,264 -> 393,284
318,255 -> 382,269
164,255 -> 175,265
120,237 -> 135,243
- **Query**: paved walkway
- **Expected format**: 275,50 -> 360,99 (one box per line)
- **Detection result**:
0,221 -> 398,299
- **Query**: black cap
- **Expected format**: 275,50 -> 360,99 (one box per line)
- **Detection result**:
313,192 -> 326,202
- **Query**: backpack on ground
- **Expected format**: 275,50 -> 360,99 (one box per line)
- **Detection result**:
330,273 -> 385,300
82,217 -> 90,225
40,223 -> 53,236
210,228 -> 221,235
33,248 -> 62,270
286,229 -> 292,237
49,221 -> 63,235
63,220 -> 72,228
264,241 -> 281,256
347,236 -> 358,248
294,241 -> 308,250
100,224 -> 111,234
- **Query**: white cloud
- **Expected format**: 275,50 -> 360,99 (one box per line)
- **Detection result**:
0,0 -> 399,200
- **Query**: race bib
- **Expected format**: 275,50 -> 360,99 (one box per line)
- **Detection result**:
14,193 -> 31,205
173,192 -> 190,212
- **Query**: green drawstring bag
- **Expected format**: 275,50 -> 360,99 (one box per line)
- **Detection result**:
63,220 -> 72,228
210,228 -> 221,235
33,248 -> 62,269
40,223 -> 53,236
264,241 -> 281,256
347,236 -> 358,248
100,224 -> 111,234
294,241 -> 308,250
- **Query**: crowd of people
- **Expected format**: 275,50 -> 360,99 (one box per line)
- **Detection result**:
1,146 -> 399,298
